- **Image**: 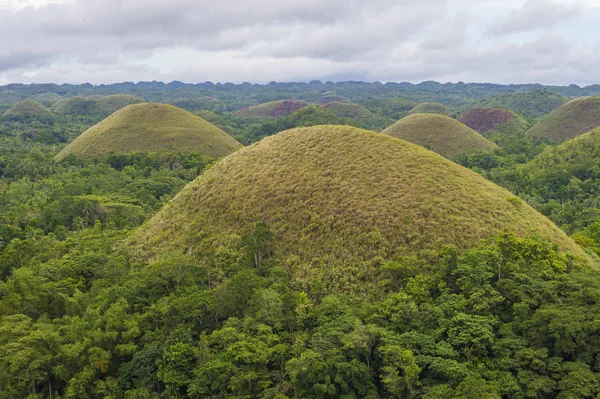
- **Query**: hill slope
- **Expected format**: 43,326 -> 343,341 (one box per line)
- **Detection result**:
130,125 -> 588,291
459,108 -> 529,135
2,100 -> 54,121
381,113 -> 498,158
408,102 -> 453,116
50,96 -> 99,116
55,103 -> 242,160
323,102 -> 392,130
526,97 -> 600,142
236,100 -> 309,118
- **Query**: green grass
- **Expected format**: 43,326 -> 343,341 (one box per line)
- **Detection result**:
130,125 -> 590,292
236,100 -> 309,118
2,100 -> 54,121
95,94 -> 143,116
458,108 -> 530,135
408,102 -> 453,116
526,97 -> 600,142
381,113 -> 498,159
322,102 -> 393,130
55,103 -> 243,160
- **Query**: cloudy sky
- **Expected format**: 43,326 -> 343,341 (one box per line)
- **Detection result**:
1,0 -> 599,85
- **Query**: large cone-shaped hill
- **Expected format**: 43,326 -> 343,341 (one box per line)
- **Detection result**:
55,103 -> 242,160
381,113 -> 498,158
458,108 -> 529,135
3,100 -> 54,121
130,125 -> 589,291
526,97 -> 600,142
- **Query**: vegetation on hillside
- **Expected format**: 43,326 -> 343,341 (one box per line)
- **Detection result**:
382,114 -> 498,159
3,100 -> 54,122
526,96 -> 600,142
131,125 -> 588,294
474,90 -> 568,119
408,102 -> 454,117
55,103 -> 242,160
236,99 -> 309,118
3,83 -> 600,398
458,108 -> 529,135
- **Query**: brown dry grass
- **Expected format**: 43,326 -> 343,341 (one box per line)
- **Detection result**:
381,113 -> 498,159
55,103 -> 242,160
130,125 -> 589,292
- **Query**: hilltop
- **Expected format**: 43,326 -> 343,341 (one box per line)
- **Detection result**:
381,113 -> 498,158
50,96 -> 99,116
130,125 -> 587,291
2,100 -> 54,121
408,102 -> 453,116
236,99 -> 309,118
526,96 -> 600,142
54,103 -> 242,160
458,108 -> 529,135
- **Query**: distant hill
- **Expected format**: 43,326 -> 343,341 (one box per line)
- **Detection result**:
361,98 -> 417,120
130,125 -> 588,291
408,102 -> 453,116
236,100 -> 309,118
55,103 -> 242,160
525,97 -> 600,142
458,108 -> 529,135
50,96 -> 99,116
31,92 -> 63,107
95,94 -> 143,116
316,95 -> 348,105
3,100 -> 54,121
322,102 -> 392,130
381,113 -> 498,158
474,90 -> 568,119
170,96 -> 226,113
49,94 -> 143,118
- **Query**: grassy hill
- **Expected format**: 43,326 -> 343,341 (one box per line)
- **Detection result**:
458,108 -> 530,135
31,92 -> 63,106
55,103 -> 242,160
316,95 -> 348,105
475,90 -> 568,119
408,102 -> 453,116
381,113 -> 498,159
130,125 -> 589,292
95,94 -> 143,116
361,98 -> 417,120
236,99 -> 309,118
50,96 -> 99,116
526,96 -> 600,142
2,100 -> 54,121
322,102 -> 392,130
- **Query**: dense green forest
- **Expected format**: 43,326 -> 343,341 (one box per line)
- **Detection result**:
3,81 -> 600,398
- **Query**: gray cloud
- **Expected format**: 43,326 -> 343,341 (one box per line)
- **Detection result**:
0,0 -> 598,85
487,0 -> 581,35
